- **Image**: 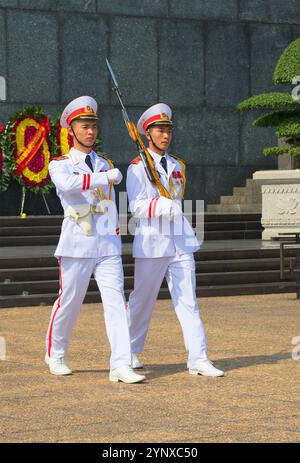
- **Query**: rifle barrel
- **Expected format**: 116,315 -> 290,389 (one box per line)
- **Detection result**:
106,58 -> 158,185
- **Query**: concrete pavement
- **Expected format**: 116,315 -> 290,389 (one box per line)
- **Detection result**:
0,293 -> 299,443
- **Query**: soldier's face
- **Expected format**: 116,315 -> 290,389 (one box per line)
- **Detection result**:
147,125 -> 173,153
69,119 -> 98,148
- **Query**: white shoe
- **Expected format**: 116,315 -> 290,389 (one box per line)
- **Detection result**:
109,365 -> 146,383
189,360 -> 224,377
132,353 -> 144,369
45,353 -> 72,376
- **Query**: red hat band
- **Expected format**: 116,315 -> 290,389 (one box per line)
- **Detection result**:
143,113 -> 172,133
66,106 -> 97,126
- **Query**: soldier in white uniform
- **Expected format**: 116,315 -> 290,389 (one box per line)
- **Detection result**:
45,96 -> 145,383
126,103 -> 224,377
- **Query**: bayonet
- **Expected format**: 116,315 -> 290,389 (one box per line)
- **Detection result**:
106,58 -> 171,197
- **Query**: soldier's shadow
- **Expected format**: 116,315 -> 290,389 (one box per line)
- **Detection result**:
71,351 -> 291,378
144,363 -> 186,379
214,350 -> 291,372
144,350 -> 291,378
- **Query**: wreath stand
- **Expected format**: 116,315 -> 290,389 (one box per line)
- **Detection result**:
20,186 -> 51,216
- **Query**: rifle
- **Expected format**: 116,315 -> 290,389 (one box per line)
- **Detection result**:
105,58 -> 170,199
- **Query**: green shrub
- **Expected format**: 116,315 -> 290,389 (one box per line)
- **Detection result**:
238,38 -> 300,158
237,93 -> 297,111
273,38 -> 300,84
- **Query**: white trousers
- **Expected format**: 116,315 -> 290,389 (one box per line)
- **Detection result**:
127,253 -> 208,368
45,255 -> 132,370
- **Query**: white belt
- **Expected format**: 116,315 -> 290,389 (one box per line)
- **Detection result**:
65,203 -> 105,236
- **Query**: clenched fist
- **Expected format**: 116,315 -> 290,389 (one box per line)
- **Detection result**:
106,168 -> 123,185
170,201 -> 182,219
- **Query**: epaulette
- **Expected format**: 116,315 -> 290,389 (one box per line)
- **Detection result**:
51,156 -> 68,161
130,155 -> 142,165
95,152 -> 114,168
170,154 -> 186,164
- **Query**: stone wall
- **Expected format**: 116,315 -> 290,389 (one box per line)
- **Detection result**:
0,0 -> 300,214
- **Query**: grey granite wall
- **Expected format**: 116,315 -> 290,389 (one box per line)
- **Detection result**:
0,0 -> 300,214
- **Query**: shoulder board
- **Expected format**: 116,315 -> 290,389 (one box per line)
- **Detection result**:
51,156 -> 68,161
170,154 -> 185,164
96,152 -> 114,168
130,155 -> 142,165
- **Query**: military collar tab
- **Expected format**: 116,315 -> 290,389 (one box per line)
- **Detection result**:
69,147 -> 94,165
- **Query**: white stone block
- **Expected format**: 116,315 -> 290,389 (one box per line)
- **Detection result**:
254,170 -> 300,240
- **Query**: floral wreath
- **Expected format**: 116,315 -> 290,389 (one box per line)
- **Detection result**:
0,122 -> 10,191
3,106 -> 53,194
1,109 -> 105,197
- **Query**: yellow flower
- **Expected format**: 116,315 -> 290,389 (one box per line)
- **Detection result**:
15,118 -> 50,184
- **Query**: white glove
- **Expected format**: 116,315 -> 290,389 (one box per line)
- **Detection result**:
106,168 -> 123,185
170,201 -> 182,219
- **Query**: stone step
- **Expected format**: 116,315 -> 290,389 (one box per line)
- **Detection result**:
0,226 -> 61,237
204,221 -> 261,231
0,263 -> 137,282
0,235 -> 60,247
0,220 -> 262,236
206,175 -> 263,213
228,179 -> 261,193
207,204 -> 262,213
246,178 -> 262,189
0,213 -> 262,226
220,195 -> 261,205
1,245 -> 296,270
0,270 -> 289,296
1,241 -> 299,307
0,213 -> 263,247
203,212 -> 261,222
0,220 -> 262,237
0,257 -> 290,283
222,189 -> 261,199
202,230 -> 261,240
0,228 -> 262,246
0,213 -> 263,223
231,186 -> 247,195
0,234 -> 132,246
245,178 -> 255,187
0,281 -> 296,309
0,216 -> 63,227
0,289 -> 171,308
196,281 -> 296,297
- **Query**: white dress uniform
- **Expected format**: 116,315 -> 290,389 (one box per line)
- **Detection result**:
45,97 -> 132,372
126,103 -> 209,369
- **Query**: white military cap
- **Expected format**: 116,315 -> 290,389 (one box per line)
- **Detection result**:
137,103 -> 172,135
60,95 -> 98,128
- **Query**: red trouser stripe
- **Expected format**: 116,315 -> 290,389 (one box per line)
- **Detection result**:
47,257 -> 63,357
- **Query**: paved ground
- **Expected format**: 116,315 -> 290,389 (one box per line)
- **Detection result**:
0,293 -> 299,443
